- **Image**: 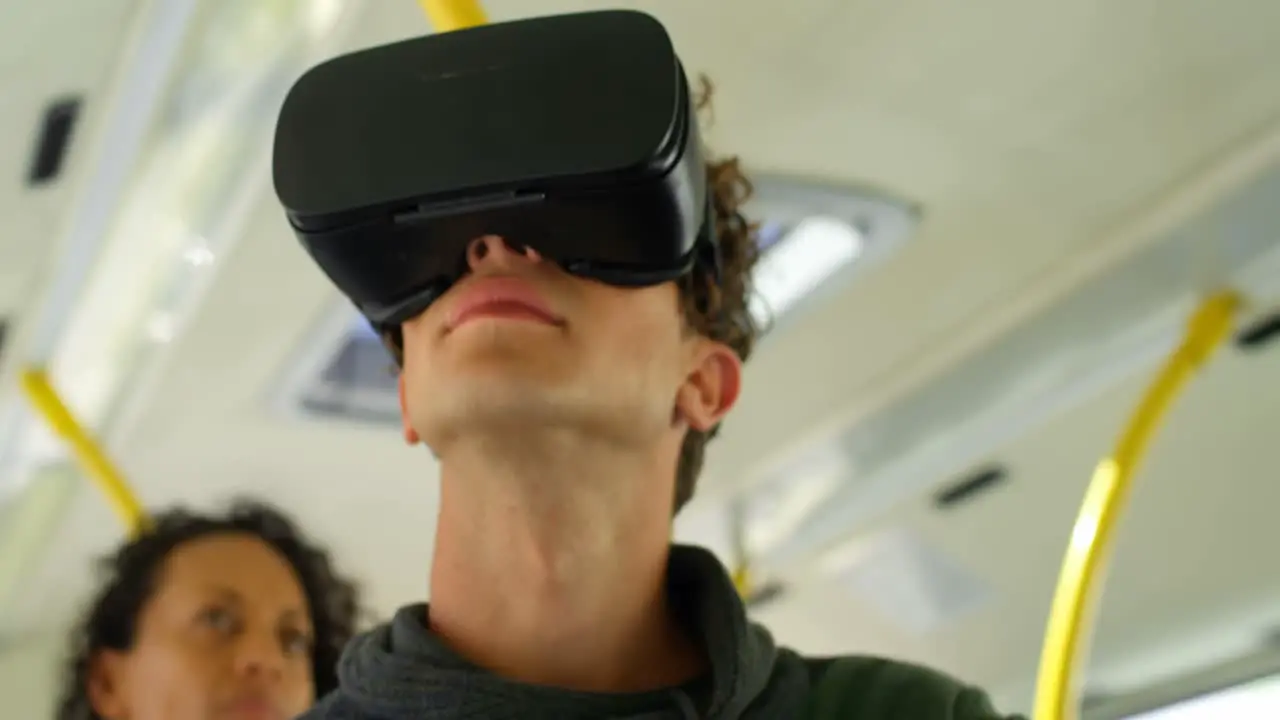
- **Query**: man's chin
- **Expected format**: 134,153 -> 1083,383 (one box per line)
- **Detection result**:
413,381 -> 576,432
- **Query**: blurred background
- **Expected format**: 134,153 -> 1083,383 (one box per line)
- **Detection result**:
2,1 -> 1280,717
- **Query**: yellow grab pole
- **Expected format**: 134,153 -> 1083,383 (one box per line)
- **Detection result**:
18,368 -> 149,537
728,499 -> 754,599
417,0 -> 488,31
1032,291 -> 1241,720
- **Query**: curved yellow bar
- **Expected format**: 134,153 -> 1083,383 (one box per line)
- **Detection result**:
1032,291 -> 1241,720
417,0 -> 488,31
18,368 -> 150,537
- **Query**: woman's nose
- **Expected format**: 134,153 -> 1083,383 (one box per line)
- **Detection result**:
231,630 -> 286,682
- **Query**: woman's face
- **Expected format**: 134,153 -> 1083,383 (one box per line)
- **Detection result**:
89,533 -> 317,720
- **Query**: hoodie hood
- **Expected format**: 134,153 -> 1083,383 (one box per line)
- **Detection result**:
325,544 -> 810,719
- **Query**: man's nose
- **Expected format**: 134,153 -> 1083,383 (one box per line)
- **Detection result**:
465,234 -> 542,272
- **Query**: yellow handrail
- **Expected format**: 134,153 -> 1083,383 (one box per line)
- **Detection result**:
1032,290 -> 1241,720
417,0 -> 488,31
18,368 -> 150,536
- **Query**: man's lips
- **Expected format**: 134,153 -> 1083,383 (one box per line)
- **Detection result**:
445,276 -> 563,331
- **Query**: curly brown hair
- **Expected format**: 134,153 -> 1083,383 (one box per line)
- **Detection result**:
670,155 -> 759,512
382,80 -> 760,515
669,77 -> 761,512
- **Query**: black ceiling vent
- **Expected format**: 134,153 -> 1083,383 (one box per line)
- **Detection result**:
27,96 -> 83,186
1235,308 -> 1280,352
934,464 -> 1008,510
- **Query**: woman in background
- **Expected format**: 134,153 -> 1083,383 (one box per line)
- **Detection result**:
56,499 -> 362,720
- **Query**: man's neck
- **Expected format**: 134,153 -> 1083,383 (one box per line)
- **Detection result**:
427,434 -> 706,693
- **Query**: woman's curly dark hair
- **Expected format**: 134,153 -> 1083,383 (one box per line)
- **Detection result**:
56,499 -> 362,720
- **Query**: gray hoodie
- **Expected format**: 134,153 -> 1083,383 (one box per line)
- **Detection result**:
300,544 -> 1014,719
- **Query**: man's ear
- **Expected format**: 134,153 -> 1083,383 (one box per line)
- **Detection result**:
87,650 -> 129,720
398,373 -> 421,445
675,341 -> 742,432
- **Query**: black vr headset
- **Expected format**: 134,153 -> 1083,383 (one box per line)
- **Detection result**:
272,10 -> 716,338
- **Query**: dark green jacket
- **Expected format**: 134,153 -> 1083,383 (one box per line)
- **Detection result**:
301,545 -> 1022,718
804,655 -> 1022,718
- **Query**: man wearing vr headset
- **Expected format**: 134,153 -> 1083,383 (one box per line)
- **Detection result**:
276,11 -> 1020,720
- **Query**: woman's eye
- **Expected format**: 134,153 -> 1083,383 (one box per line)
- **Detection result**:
280,629 -> 314,657
197,606 -> 237,633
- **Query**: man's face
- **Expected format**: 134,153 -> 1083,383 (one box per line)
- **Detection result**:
398,235 -> 741,459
